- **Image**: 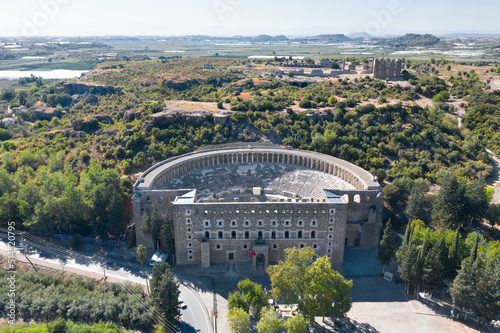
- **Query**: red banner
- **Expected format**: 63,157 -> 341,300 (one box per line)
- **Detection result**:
249,250 -> 256,256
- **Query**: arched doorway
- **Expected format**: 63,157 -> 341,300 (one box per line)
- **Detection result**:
256,253 -> 265,270
345,226 -> 361,247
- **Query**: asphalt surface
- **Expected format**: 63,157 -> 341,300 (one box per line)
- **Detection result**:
0,232 -> 212,333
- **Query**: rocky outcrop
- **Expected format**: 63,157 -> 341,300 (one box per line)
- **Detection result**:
34,108 -> 61,121
71,116 -> 99,132
93,114 -> 113,124
84,94 -> 98,104
63,82 -> 122,95
44,130 -> 86,139
123,110 -> 142,121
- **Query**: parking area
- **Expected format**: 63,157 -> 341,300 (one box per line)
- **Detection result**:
335,277 -> 486,333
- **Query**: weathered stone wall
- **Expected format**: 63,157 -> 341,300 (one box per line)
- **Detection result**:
172,202 -> 348,267
133,189 -> 193,249
373,58 -> 402,79
132,145 -> 384,268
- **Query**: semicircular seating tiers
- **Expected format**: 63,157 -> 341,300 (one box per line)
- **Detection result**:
135,145 -> 380,192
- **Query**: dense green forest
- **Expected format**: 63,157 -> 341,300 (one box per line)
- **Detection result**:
0,57 -> 499,238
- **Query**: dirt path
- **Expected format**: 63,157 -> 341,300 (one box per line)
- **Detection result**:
486,149 -> 500,205
448,98 -> 467,128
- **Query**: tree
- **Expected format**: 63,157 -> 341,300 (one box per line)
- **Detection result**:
450,258 -> 480,317
0,88 -> 15,101
283,313 -> 308,333
397,225 -> 418,294
485,186 -> 495,202
422,238 -> 448,293
228,291 -> 248,311
142,206 -> 173,252
463,178 -> 488,228
150,262 -> 181,325
136,245 -> 150,293
228,279 -> 268,319
473,260 -> 500,322
431,169 -> 466,229
0,128 -> 12,141
377,219 -> 395,270
228,307 -> 251,333
413,230 -> 429,297
405,186 -> 428,223
468,232 -> 479,266
328,95 -> 337,106
81,163 -> 127,238
447,229 -> 460,279
257,307 -> 282,333
267,247 -> 352,324
433,91 -> 450,103
16,90 -> 28,105
486,204 -> 500,227
451,238 -> 500,322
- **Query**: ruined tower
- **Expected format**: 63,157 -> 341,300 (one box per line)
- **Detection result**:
372,58 -> 402,79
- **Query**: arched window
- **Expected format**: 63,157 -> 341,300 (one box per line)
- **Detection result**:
311,231 -> 316,239
218,231 -> 223,239
231,231 -> 236,239
285,231 -> 289,239
298,231 -> 302,239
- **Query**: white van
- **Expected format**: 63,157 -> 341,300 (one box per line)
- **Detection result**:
150,252 -> 168,266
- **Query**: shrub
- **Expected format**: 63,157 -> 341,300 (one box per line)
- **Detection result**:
69,234 -> 83,250
0,128 -> 12,141
299,99 -> 312,109
47,319 -> 67,333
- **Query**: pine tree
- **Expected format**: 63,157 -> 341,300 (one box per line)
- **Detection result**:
473,261 -> 500,322
431,169 -> 466,229
450,258 -> 479,315
447,228 -> 460,279
396,223 -> 412,261
414,230 -> 429,297
405,187 -> 427,223
403,223 -> 411,247
464,178 -> 489,228
150,262 -> 181,324
398,244 -> 418,294
377,219 -> 395,269
422,238 -> 449,292
469,232 -> 479,266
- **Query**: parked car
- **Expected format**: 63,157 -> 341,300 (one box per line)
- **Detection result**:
149,252 -> 168,266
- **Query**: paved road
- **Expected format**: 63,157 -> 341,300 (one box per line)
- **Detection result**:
179,284 -> 212,333
0,233 -> 212,333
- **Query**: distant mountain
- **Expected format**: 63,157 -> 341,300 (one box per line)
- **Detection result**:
384,33 -> 440,47
439,33 -> 500,38
348,32 -> 373,39
250,34 -> 289,42
301,34 -> 352,43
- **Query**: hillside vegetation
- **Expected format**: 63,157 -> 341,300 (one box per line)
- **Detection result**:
0,57 -> 499,236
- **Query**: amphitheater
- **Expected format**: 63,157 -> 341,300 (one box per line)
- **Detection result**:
133,143 -> 384,270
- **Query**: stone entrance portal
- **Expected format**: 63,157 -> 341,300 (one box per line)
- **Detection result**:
252,239 -> 269,270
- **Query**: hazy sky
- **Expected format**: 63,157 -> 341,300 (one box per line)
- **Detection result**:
0,0 -> 499,37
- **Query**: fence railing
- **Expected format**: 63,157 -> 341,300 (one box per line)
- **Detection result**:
52,234 -> 127,248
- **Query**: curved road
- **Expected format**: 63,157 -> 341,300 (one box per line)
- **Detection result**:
179,284 -> 212,333
0,234 -> 212,333
486,149 -> 500,204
